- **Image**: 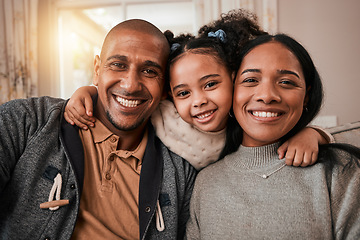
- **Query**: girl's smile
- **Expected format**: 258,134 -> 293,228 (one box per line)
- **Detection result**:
170,52 -> 233,132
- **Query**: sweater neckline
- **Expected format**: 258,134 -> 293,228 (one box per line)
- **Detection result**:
230,142 -> 285,170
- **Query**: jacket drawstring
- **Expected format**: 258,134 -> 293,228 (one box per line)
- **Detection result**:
155,200 -> 165,232
40,172 -> 69,210
48,173 -> 62,210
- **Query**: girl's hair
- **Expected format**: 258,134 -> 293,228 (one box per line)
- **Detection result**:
164,9 -> 266,159
163,9 -> 267,95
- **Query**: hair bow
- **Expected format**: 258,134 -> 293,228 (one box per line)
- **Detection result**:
207,29 -> 227,43
171,43 -> 181,52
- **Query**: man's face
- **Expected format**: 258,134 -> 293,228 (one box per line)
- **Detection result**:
93,28 -> 168,134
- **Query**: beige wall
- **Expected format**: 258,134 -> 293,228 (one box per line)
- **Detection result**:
278,0 -> 360,125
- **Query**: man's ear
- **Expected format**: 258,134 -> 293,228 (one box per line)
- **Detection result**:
161,88 -> 168,100
93,55 -> 101,86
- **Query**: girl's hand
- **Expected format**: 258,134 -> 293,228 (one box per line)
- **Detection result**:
64,86 -> 97,130
277,127 -> 330,167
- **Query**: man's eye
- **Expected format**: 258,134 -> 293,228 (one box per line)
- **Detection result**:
143,69 -> 158,77
109,62 -> 126,70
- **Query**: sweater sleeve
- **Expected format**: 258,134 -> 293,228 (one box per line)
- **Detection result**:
330,151 -> 360,238
0,97 -> 65,192
150,100 -> 226,170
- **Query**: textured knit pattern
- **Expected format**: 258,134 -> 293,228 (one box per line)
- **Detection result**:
186,143 -> 360,239
151,100 -> 226,170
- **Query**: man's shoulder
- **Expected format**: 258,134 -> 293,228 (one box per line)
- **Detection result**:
1,96 -> 65,112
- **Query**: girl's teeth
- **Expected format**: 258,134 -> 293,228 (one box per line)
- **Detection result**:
197,111 -> 214,119
116,96 -> 141,107
252,111 -> 279,117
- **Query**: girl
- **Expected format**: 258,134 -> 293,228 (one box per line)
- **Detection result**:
64,10 -> 332,170
186,33 -> 360,239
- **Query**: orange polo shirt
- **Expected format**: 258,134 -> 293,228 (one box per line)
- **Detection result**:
71,119 -> 148,240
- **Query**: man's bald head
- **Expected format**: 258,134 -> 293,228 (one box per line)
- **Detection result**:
100,19 -> 169,59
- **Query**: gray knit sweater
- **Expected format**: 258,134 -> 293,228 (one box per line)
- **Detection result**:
186,143 -> 360,239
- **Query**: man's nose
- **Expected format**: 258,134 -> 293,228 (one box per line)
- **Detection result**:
119,69 -> 142,92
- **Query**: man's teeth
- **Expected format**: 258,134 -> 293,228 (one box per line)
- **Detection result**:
196,111 -> 214,119
116,96 -> 141,107
252,111 -> 279,117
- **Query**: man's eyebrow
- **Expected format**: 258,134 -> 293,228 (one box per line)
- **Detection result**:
240,69 -> 261,75
278,69 -> 300,79
106,55 -> 127,62
144,60 -> 162,70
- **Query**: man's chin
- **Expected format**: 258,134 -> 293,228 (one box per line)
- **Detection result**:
107,111 -> 145,132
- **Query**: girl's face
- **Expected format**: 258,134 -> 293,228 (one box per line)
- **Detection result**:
233,42 -> 307,147
169,52 -> 233,132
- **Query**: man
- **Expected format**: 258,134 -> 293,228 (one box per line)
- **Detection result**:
0,19 -> 197,239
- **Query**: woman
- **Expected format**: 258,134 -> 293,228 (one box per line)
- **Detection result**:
186,33 -> 360,239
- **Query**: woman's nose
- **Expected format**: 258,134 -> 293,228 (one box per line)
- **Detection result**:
254,82 -> 281,104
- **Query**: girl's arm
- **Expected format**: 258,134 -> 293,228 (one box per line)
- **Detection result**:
64,86 -> 97,130
64,86 -> 334,168
277,126 -> 334,167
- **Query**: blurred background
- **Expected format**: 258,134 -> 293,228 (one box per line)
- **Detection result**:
0,0 -> 359,127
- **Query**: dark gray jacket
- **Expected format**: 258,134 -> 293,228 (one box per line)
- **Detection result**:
0,97 -> 196,240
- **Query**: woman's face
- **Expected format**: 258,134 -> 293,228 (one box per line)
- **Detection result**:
169,52 -> 233,132
233,41 -> 307,147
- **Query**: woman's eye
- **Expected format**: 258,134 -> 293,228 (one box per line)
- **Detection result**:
279,79 -> 297,87
240,78 -> 258,86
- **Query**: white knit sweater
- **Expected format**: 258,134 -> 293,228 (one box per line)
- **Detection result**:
151,100 -> 226,170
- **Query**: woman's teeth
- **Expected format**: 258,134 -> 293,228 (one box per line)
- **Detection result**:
252,111 -> 279,117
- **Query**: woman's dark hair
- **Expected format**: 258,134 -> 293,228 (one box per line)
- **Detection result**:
222,33 -> 324,158
223,33 -> 360,168
240,34 -> 324,142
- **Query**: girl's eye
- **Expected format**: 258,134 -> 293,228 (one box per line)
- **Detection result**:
176,90 -> 190,97
204,81 -> 218,89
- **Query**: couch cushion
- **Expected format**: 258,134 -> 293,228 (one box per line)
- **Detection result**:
327,121 -> 360,148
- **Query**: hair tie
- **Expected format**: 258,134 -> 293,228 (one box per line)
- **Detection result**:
171,43 -> 181,52
208,29 -> 227,43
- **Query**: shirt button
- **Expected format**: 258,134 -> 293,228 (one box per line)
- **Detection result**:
109,155 -> 115,161
110,137 -> 117,143
105,172 -> 111,180
70,184 -> 76,189
145,206 -> 151,212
